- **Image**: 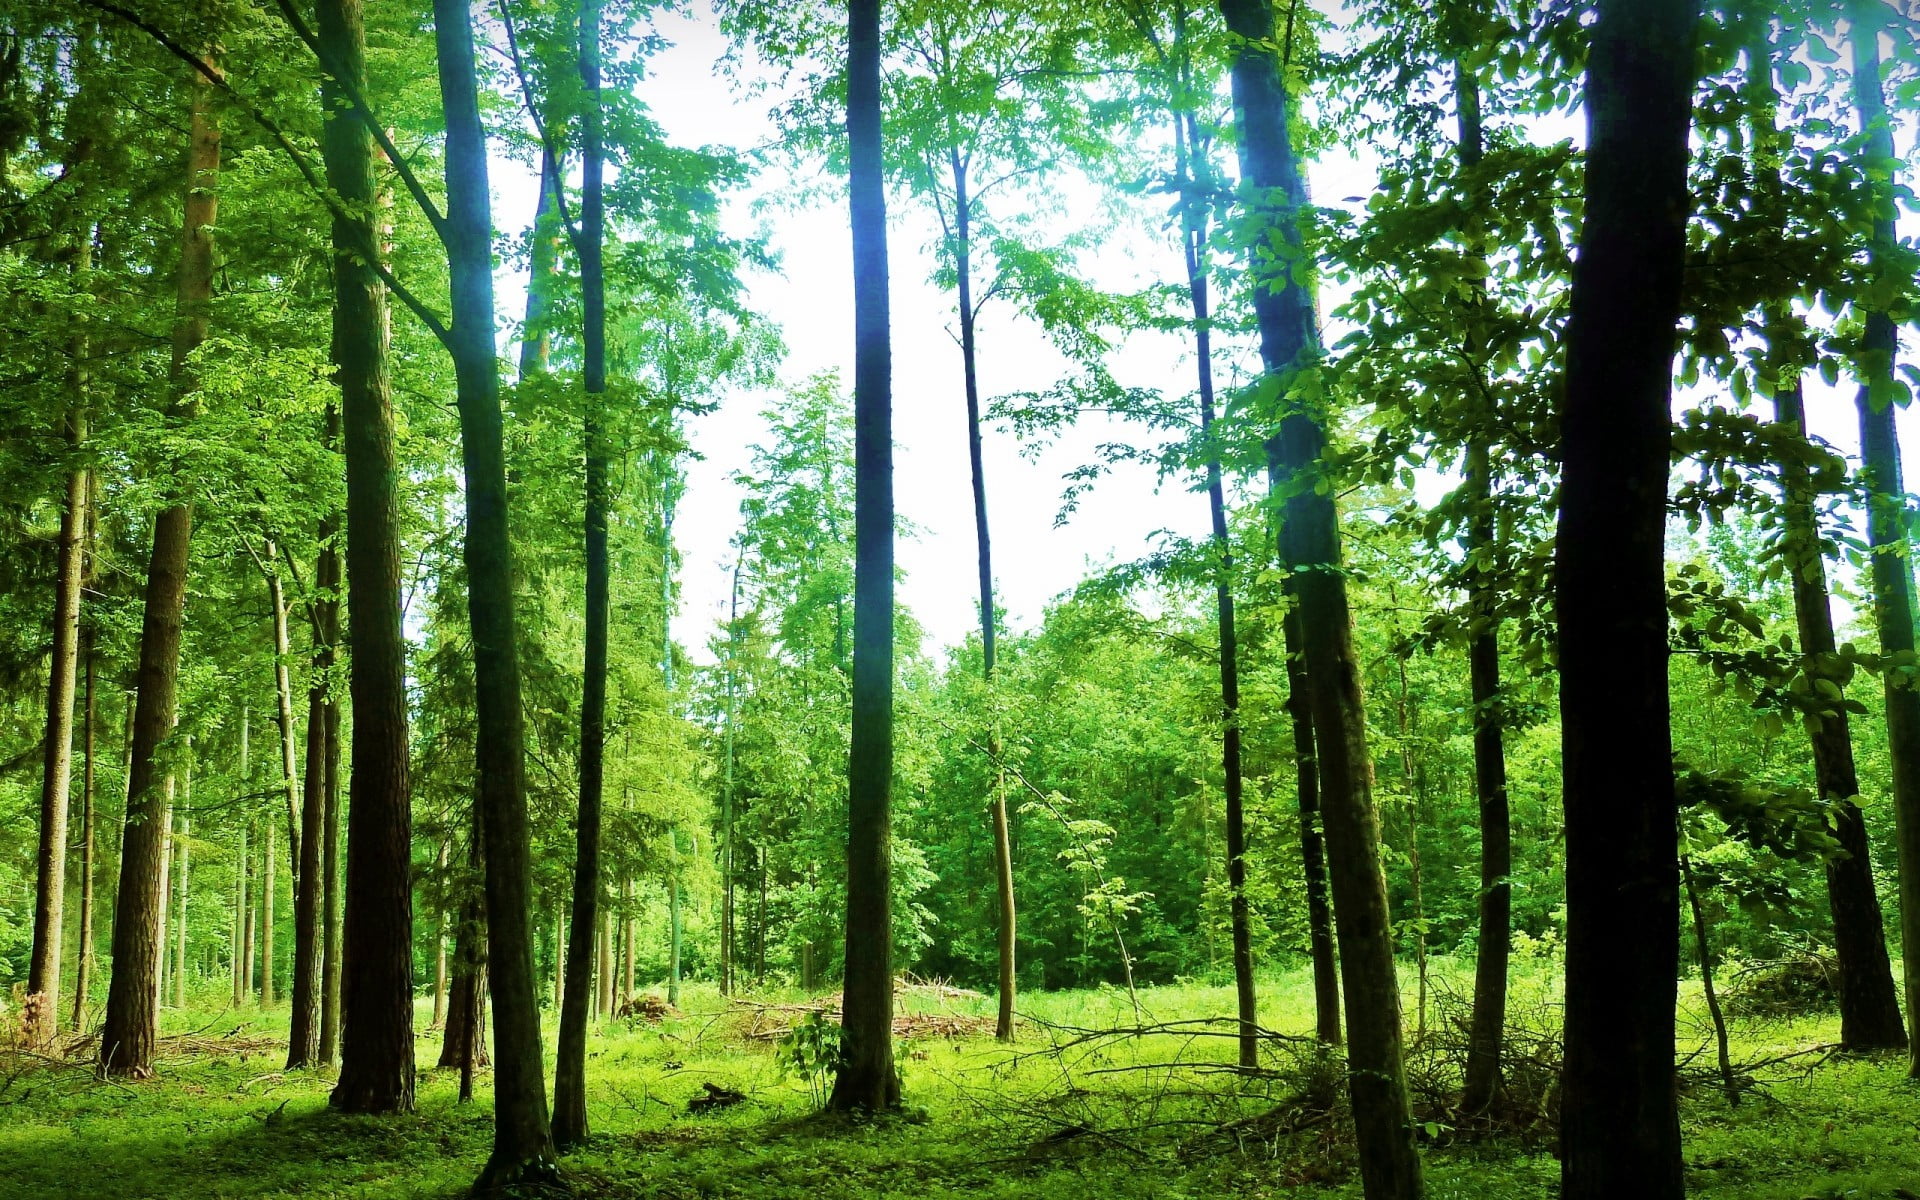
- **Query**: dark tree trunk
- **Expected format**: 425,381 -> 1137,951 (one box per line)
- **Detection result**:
319,0 -> 416,1113
1218,3 -> 1421,1195
1282,608 -> 1340,1044
1744,12 -> 1905,1049
1452,63 -> 1513,1116
1847,0 -> 1920,1073
287,523 -> 337,1067
100,63 -> 219,1080
441,806 -> 491,1100
1172,95 -> 1256,1068
73,626 -> 98,1029
948,152 -> 1017,1044
555,0 -> 609,1151
29,401 -> 88,1044
319,686 -> 343,1062
828,0 -> 900,1114
434,0 -> 558,1184
1555,2 -> 1697,1196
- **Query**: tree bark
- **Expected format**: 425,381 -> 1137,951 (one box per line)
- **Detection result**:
291,442 -> 342,1068
319,0 -> 416,1114
173,747 -> 192,1009
261,813 -> 275,1006
100,60 -> 219,1079
319,666 -> 343,1062
1452,61 -> 1514,1116
827,0 -> 900,1115
1555,2 -> 1697,1196
434,0 -> 558,1184
1218,3 -> 1421,1195
73,628 -> 98,1029
1847,0 -> 1920,1074
555,0 -> 609,1151
519,146 -> 561,378
265,548 -> 302,877
1282,608 -> 1340,1044
28,402 -> 88,1045
440,803 -> 491,1089
948,148 -> 1018,1046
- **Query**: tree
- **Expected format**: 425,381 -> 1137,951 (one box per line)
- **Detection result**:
99,55 -> 219,1080
1216,2 -> 1423,1195
554,0 -> 610,1152
828,0 -> 900,1114
433,0 -> 560,1186
1845,0 -> 1920,1073
316,0 -> 418,1114
1739,11 -> 1904,1053
1555,0 -> 1698,1196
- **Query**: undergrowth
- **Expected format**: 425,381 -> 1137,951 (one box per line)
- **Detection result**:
2,963 -> 1917,1199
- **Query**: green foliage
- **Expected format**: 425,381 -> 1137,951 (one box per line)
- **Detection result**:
773,1008 -> 844,1107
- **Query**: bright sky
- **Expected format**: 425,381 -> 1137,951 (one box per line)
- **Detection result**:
487,6 -> 1920,668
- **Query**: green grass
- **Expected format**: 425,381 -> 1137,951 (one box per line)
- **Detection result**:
4,965 -> 1918,1198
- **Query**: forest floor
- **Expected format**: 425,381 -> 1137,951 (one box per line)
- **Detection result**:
2,963 -> 1917,1199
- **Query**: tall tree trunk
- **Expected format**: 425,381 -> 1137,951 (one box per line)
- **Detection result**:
667,872 -> 682,1008
948,148 -> 1018,1046
1847,0 -> 1920,1074
555,0 -> 609,1152
1739,23 -> 1905,1054
621,876 -> 634,1002
1282,608 -> 1340,1044
73,629 -> 97,1029
440,804 -> 490,1088
261,814 -> 275,1006
155,769 -> 172,1018
319,0 -> 417,1113
265,548 -> 302,875
721,560 -> 741,997
291,441 -> 342,1068
173,746 -> 192,1009
319,670 -> 343,1062
519,146 -> 560,377
1453,59 -> 1514,1118
1218,4 -> 1421,1195
1170,88 -> 1258,1070
289,601 -> 329,1065
828,0 -> 900,1115
28,403 -> 88,1044
1555,2 -> 1697,1195
432,840 -> 450,1031
435,0 -> 557,1183
234,816 -> 248,1007
100,60 -> 219,1079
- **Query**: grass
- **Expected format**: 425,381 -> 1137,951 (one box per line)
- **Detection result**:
3,963 -> 1919,1198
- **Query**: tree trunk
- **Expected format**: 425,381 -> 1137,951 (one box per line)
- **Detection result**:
1282,608 -> 1341,1044
155,772 -> 172,1018
1452,60 -> 1514,1118
28,401 -> 88,1045
319,0 -> 416,1114
1555,2 -> 1697,1196
1847,0 -> 1920,1074
319,672 -> 343,1062
291,450 -> 342,1068
100,61 -> 219,1079
949,149 -> 1018,1047
555,0 -> 609,1151
173,747 -> 192,1009
621,876 -> 634,1003
435,0 -> 557,1183
234,816 -> 248,1008
1682,856 -> 1739,1106
827,0 -> 900,1115
1218,4 -> 1421,1195
722,561 -> 741,997
519,146 -> 561,377
1170,94 -> 1258,1070
261,814 -> 275,1006
667,874 -> 682,1008
265,548 -> 302,877
440,804 -> 490,1089
73,631 -> 97,1029
432,841 -> 450,1031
